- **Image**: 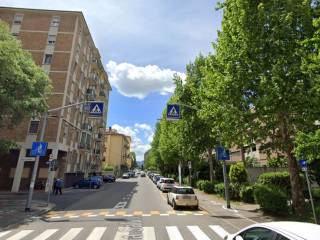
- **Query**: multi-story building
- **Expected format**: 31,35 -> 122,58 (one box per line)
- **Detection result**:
0,7 -> 111,191
103,128 -> 131,175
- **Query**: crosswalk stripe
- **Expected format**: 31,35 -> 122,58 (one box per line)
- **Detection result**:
86,227 -> 106,240
114,227 -> 130,240
143,227 -> 156,240
166,226 -> 183,240
59,228 -> 83,240
0,231 -> 11,238
6,230 -> 33,240
33,229 -> 58,240
209,225 -> 229,239
187,226 -> 210,240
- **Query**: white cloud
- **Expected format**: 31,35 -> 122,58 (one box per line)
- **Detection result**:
111,123 -> 153,161
106,61 -> 186,99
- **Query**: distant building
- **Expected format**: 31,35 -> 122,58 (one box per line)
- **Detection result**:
103,128 -> 131,175
0,7 -> 111,191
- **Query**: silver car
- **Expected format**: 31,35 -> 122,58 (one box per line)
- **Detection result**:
167,186 -> 198,210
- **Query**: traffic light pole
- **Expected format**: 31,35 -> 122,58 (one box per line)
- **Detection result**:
25,112 -> 48,211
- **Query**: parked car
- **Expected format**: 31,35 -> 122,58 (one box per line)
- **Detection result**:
154,175 -> 164,184
167,186 -> 198,210
140,172 -> 146,177
160,178 -> 175,192
128,171 -> 135,178
90,176 -> 103,186
103,175 -> 116,182
122,173 -> 130,179
225,221 -> 320,240
157,177 -> 166,188
73,179 -> 100,189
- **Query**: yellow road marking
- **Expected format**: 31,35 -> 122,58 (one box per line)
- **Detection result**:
99,211 -> 109,216
116,211 -> 126,216
150,211 -> 160,215
133,211 -> 143,216
167,210 -> 176,214
81,212 -> 92,217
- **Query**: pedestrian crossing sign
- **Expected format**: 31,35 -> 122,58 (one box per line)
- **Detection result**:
167,104 -> 181,121
89,101 -> 104,117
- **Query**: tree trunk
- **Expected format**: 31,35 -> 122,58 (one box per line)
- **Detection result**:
240,146 -> 246,165
207,148 -> 214,182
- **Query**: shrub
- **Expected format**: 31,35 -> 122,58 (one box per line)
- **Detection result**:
254,184 -> 289,215
267,156 -> 287,167
215,183 -> 225,197
203,181 -> 215,194
229,163 -> 248,184
258,171 -> 290,189
312,188 -> 320,202
316,206 -> 320,222
240,185 -> 255,203
196,180 -> 206,190
229,183 -> 241,200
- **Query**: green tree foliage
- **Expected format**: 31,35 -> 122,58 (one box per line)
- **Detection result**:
129,152 -> 137,169
201,0 -> 320,215
267,157 -> 288,168
229,162 -> 248,184
0,21 -> 51,151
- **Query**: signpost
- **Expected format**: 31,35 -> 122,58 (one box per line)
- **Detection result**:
166,104 -> 181,121
216,146 -> 231,209
89,101 -> 104,117
299,159 -> 317,224
178,163 -> 182,186
188,161 -> 192,186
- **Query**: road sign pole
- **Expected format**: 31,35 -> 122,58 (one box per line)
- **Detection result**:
178,163 -> 182,186
222,160 -> 231,209
305,169 -> 317,224
25,112 -> 48,211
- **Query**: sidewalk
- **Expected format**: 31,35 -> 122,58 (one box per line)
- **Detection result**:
195,189 -> 277,229
0,192 -> 55,230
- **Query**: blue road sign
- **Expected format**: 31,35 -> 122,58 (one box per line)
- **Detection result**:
299,159 -> 307,171
167,104 -> 180,120
89,102 -> 104,117
216,147 -> 230,161
31,142 -> 48,157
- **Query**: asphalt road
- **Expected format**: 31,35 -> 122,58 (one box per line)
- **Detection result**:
0,177 -> 253,239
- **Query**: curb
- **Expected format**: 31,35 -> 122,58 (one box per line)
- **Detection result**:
0,202 -> 56,231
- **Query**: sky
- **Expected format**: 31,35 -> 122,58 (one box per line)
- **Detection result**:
1,0 -> 223,162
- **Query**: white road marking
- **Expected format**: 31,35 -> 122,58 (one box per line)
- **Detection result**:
6,230 -> 33,240
59,228 -> 83,240
177,213 -> 186,216
194,213 -> 203,216
143,227 -> 156,240
88,214 -> 98,217
166,226 -> 183,240
222,205 -> 238,213
188,226 -> 210,240
0,231 -> 11,238
33,229 -> 58,240
114,202 -> 127,209
209,225 -> 229,239
105,214 -> 115,217
124,214 -> 133,217
50,216 -> 61,219
114,227 -> 130,240
160,213 -> 169,216
86,227 -> 107,240
69,216 -> 79,218
142,214 -> 151,217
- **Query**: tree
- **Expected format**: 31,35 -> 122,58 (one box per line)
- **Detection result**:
0,21 -> 51,150
202,0 -> 320,215
130,152 -> 137,169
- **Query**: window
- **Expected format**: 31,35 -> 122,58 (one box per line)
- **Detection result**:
51,16 -> 60,27
240,227 -> 275,240
43,54 -> 53,64
28,120 -> 39,134
47,35 -> 56,45
176,188 -> 195,194
275,234 -> 289,240
13,14 -> 23,24
252,145 -> 257,152
12,33 -> 19,37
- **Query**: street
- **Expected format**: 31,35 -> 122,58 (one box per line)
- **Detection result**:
0,177 -> 255,240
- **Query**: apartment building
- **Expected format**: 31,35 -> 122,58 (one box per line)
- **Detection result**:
103,128 -> 131,175
0,7 -> 111,191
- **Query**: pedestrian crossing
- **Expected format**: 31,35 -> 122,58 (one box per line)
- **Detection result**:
0,225 -> 231,240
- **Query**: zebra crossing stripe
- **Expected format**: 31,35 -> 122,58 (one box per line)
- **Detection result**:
114,227 -> 130,240
0,231 -> 11,238
143,227 -> 156,240
166,226 -> 183,240
187,226 -> 210,240
209,225 -> 229,239
6,230 -> 33,240
59,228 -> 83,240
33,229 -> 58,240
86,227 -> 107,240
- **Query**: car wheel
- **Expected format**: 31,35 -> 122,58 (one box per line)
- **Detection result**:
74,184 -> 79,189
173,200 -> 178,210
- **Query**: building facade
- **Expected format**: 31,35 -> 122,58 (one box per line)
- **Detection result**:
0,7 -> 111,191
103,128 -> 131,175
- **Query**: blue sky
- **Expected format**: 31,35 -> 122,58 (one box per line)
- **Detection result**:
1,0 -> 223,161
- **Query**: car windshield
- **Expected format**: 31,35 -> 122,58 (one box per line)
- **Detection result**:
176,188 -> 194,194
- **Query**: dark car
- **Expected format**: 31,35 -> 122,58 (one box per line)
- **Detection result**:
73,179 -> 100,189
103,175 -> 116,182
140,172 -> 146,177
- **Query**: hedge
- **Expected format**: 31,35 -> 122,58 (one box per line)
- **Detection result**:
312,188 -> 320,201
254,184 -> 289,215
196,180 -> 207,191
203,181 -> 215,194
258,171 -> 290,189
240,185 -> 255,203
215,183 -> 225,197
229,163 -> 248,184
